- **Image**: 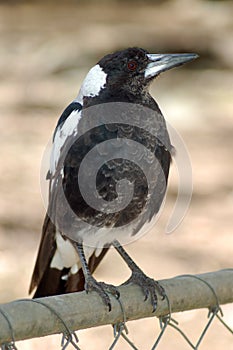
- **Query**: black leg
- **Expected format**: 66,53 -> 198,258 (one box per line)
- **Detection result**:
112,240 -> 165,312
74,242 -> 119,311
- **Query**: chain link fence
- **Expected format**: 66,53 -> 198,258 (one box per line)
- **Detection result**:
0,269 -> 233,350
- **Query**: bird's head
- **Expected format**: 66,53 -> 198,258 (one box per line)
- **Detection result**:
77,47 -> 198,104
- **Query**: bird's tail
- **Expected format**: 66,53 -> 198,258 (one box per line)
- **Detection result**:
29,214 -> 108,298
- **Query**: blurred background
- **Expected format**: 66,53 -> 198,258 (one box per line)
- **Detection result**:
0,0 -> 233,349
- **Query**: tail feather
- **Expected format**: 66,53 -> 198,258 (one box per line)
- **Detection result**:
30,215 -> 109,298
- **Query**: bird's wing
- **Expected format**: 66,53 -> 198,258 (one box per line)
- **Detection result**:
57,102 -> 172,240
29,102 -> 109,297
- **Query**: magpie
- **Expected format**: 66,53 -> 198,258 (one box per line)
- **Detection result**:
29,47 -> 198,311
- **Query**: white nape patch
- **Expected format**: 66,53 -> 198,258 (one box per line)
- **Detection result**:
75,64 -> 106,102
50,65 -> 106,175
50,109 -> 82,175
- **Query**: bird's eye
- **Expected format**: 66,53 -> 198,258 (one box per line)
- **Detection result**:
127,60 -> 137,71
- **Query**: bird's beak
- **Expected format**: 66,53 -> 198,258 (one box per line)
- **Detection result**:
145,53 -> 198,78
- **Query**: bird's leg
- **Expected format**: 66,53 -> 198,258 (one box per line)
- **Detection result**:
112,240 -> 165,312
74,242 -> 119,311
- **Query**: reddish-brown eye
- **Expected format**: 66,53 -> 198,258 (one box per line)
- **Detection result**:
127,60 -> 137,71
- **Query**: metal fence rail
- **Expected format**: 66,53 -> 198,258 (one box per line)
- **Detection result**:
0,269 -> 233,349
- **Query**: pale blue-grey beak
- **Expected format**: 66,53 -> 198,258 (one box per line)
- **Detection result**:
145,53 -> 198,78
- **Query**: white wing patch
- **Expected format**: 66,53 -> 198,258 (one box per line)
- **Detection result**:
50,64 -> 106,175
75,64 -> 107,103
50,109 -> 82,175
48,64 -> 107,276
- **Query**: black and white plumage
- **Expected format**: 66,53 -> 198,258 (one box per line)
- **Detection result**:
29,47 -> 198,309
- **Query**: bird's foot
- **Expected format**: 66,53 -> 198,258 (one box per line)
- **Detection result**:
123,269 -> 165,312
85,276 -> 120,312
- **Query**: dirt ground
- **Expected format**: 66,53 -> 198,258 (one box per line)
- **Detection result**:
0,1 -> 233,349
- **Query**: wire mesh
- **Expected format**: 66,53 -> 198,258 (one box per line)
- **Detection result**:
0,270 -> 232,350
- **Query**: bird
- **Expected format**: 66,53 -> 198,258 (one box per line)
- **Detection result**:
29,47 -> 198,311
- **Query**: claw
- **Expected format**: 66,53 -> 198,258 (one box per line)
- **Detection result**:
143,287 -> 150,301
115,290 -> 120,299
152,300 -> 157,313
107,302 -> 112,312
123,269 -> 165,312
85,276 -> 120,311
160,290 -> 166,301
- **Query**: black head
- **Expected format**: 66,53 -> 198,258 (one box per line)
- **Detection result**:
77,47 -> 198,104
98,47 -> 198,93
98,47 -> 150,93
